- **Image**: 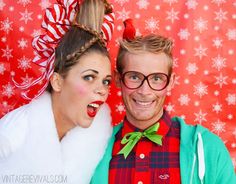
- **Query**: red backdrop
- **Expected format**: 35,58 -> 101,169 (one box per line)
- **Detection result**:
0,0 -> 235,169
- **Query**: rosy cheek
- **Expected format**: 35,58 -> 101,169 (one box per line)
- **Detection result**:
75,83 -> 89,95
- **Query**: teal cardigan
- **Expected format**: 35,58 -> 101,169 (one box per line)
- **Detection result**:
91,117 -> 236,184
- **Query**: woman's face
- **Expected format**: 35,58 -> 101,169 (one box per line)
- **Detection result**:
52,52 -> 111,128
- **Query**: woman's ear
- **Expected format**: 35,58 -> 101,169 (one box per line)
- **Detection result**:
113,70 -> 121,88
49,72 -> 63,92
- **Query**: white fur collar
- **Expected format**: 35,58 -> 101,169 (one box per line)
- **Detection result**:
0,92 -> 113,183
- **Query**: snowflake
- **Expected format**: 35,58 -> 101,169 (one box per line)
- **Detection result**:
227,114 -> 233,120
194,17 -> 208,33
214,73 -> 228,88
20,9 -> 33,24
212,37 -> 223,48
115,0 -> 129,6
225,94 -> 236,105
194,82 -> 208,98
178,28 -> 190,40
1,36 -> 6,42
185,0 -> 198,9
145,17 -> 159,33
136,0 -> 149,9
163,0 -> 178,6
165,102 -> 175,113
2,82 -> 15,98
115,102 -> 125,114
20,74 -> 33,86
173,57 -> 178,68
211,0 -> 226,6
117,8 -> 131,21
166,8 -> 179,23
18,38 -> 28,49
0,17 -> 13,34
178,94 -> 190,106
0,63 -> 6,75
212,102 -> 222,114
17,0 -> 32,7
39,0 -> 52,10
17,56 -> 31,72
174,75 -> 180,86
0,0 -> 6,10
212,55 -> 226,71
194,44 -> 207,60
186,63 -> 198,75
214,9 -> 228,23
226,29 -> 236,40
31,29 -> 42,37
194,109 -> 207,124
211,119 -> 225,135
1,45 -> 13,61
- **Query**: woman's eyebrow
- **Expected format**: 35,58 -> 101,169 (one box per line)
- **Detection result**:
81,69 -> 99,74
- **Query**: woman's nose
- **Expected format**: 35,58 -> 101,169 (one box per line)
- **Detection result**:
94,85 -> 108,96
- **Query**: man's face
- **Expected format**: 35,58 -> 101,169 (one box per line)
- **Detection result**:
115,51 -> 175,129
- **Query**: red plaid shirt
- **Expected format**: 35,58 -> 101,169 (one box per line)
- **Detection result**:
109,111 -> 181,184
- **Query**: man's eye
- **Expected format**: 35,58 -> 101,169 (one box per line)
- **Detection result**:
130,75 -> 139,80
83,75 -> 94,81
103,79 -> 111,86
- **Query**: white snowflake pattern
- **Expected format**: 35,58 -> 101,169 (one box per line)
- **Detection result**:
214,9 -> 228,23
18,38 -> 28,49
194,44 -> 207,60
20,74 -> 33,86
117,8 -> 131,21
194,82 -> 208,98
212,55 -> 226,71
39,0 -> 51,10
1,45 -> 13,61
228,114 -> 233,120
20,9 -> 33,24
212,37 -> 223,48
0,63 -> 6,75
185,0 -> 198,9
211,0 -> 226,6
31,29 -> 42,37
166,8 -> 179,24
2,83 -> 15,98
145,17 -> 159,33
136,0 -> 149,9
0,0 -> 6,10
211,119 -> 225,135
115,102 -> 126,114
226,29 -> 236,40
163,0 -> 178,6
214,73 -> 228,88
165,102 -> 175,113
178,94 -> 190,106
115,0 -> 129,6
194,109 -> 207,124
225,94 -> 236,105
0,17 -> 13,34
186,63 -> 198,75
17,56 -> 31,72
17,0 -> 32,7
194,17 -> 208,33
212,102 -> 222,114
178,28 -> 190,40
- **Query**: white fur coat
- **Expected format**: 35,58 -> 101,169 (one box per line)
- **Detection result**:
0,92 -> 112,184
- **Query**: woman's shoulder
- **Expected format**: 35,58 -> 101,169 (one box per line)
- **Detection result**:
0,104 -> 29,159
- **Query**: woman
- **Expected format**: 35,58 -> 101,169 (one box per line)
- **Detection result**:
0,0 -> 114,183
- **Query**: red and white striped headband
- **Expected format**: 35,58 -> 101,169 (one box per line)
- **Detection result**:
13,0 -> 115,100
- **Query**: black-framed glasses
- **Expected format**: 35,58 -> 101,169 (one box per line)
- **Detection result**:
121,71 -> 170,91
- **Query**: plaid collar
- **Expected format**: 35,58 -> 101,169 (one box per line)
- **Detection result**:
121,110 -> 172,138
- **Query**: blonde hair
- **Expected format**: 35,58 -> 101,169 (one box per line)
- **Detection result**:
116,34 -> 173,75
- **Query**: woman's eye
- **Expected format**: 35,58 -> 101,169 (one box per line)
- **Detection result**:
83,75 -> 94,81
103,79 -> 111,86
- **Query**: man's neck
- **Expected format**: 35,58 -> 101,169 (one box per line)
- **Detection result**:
126,109 -> 164,130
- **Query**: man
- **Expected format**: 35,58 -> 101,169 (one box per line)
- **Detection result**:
91,21 -> 235,184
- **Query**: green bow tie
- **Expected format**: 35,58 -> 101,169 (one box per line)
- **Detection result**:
118,123 -> 163,159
